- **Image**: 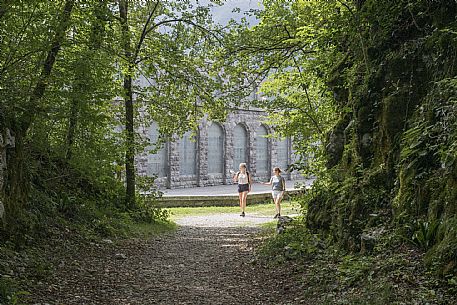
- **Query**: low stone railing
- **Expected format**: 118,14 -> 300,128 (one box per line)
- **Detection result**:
156,189 -> 303,208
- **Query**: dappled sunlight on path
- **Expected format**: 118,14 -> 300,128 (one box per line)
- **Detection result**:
26,225 -> 303,304
25,204 -> 303,304
175,212 -> 278,227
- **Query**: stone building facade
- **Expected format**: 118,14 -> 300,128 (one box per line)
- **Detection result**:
137,108 -> 298,189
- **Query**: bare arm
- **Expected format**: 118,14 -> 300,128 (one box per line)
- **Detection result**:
232,171 -> 238,183
261,177 -> 273,185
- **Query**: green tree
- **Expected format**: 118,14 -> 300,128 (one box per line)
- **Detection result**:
113,0 -> 244,207
233,0 -> 457,274
0,0 -> 123,233
0,0 -> 260,236
221,0 -> 351,173
1,0 -> 77,225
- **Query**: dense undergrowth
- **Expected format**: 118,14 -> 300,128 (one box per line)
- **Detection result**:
302,0 -> 457,280
0,147 -> 172,304
259,218 -> 457,304
241,0 -> 456,290
252,0 -> 457,291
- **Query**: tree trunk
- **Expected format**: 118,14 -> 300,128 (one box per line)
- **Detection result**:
65,0 -> 108,161
65,96 -> 79,160
4,128 -> 27,226
0,128 -> 14,227
119,0 -> 136,209
124,74 -> 135,209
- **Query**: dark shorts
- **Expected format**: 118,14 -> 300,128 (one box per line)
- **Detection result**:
238,184 -> 249,193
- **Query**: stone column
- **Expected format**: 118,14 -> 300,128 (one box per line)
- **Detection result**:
224,123 -> 234,185
250,128 -> 256,177
246,122 -> 256,177
267,136 -> 273,175
271,138 -> 279,172
168,138 -> 179,188
197,119 -> 209,186
136,126 -> 149,177
288,139 -> 296,180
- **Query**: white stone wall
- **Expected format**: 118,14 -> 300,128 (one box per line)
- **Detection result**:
137,109 -> 301,189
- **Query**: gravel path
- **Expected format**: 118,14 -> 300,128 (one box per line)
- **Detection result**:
174,213 -> 278,228
25,214 -> 303,305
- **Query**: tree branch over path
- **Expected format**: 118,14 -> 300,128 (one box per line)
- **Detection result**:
133,1 -> 160,63
0,2 -> 40,76
134,18 -> 223,65
291,56 -> 324,136
144,18 -> 223,44
21,0 -> 76,132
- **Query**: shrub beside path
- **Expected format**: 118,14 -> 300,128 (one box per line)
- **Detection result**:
25,212 -> 305,304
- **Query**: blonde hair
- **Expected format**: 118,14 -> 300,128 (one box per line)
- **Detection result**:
239,163 -> 247,169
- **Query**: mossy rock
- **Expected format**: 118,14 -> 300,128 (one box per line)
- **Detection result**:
306,0 -> 457,275
325,115 -> 351,168
306,191 -> 334,232
378,90 -> 409,157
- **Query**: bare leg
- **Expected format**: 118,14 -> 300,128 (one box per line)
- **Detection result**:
275,196 -> 282,215
239,193 -> 243,212
241,191 -> 248,212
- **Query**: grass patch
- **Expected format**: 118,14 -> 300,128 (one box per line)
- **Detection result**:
126,220 -> 177,239
167,200 -> 300,220
260,221 -> 277,231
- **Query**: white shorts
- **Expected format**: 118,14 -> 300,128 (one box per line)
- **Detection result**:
272,190 -> 283,200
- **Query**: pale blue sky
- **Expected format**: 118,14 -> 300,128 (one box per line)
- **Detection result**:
202,0 -> 262,26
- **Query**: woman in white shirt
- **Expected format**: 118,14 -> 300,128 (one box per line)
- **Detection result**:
232,163 -> 251,217
261,167 -> 286,218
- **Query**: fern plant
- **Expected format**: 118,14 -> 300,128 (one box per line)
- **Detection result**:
411,219 -> 441,251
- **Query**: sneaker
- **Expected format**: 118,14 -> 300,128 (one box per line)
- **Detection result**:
240,212 -> 245,217
274,213 -> 279,219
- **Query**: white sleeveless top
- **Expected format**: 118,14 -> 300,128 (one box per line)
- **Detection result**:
237,172 -> 249,184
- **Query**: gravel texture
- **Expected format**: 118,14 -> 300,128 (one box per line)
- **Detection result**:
24,214 -> 303,305
174,213 -> 277,228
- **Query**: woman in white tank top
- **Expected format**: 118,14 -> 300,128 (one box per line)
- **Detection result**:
232,162 -> 251,217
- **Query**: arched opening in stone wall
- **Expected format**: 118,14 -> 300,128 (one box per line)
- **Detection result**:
147,122 -> 168,178
140,111 -> 298,188
277,137 -> 289,176
234,123 -> 248,170
207,123 -> 224,174
179,130 -> 197,176
256,125 -> 269,176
